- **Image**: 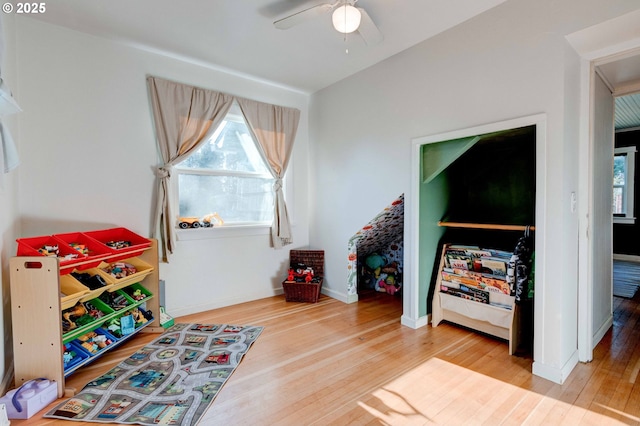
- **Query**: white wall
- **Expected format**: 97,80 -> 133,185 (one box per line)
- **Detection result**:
309,0 -> 640,383
0,13 -> 20,392
13,17 -> 310,317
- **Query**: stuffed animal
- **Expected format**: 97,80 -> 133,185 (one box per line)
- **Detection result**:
378,275 -> 401,296
365,253 -> 386,278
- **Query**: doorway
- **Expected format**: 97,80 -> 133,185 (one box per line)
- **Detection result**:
567,9 -> 640,362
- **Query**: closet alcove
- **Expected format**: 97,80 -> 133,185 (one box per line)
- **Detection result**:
348,194 -> 404,301
422,125 -> 536,356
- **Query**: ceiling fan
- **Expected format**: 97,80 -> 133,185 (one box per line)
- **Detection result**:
274,0 -> 383,45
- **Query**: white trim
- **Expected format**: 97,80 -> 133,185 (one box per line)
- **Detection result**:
409,114 -> 547,378
401,314 -> 429,330
613,253 -> 640,262
404,140 -> 423,326
614,217 -> 636,224
346,293 -> 359,304
169,288 -> 285,317
321,286 -> 349,303
176,223 -> 271,240
569,9 -> 640,364
592,315 -> 613,350
532,350 -> 579,385
613,146 -> 636,223
577,57 -> 594,363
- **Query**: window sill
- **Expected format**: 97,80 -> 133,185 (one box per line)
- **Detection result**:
176,224 -> 271,241
614,217 -> 636,225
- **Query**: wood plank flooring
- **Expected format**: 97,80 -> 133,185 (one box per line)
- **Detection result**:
11,291 -> 640,425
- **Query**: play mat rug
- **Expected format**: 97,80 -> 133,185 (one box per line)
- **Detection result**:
44,323 -> 264,425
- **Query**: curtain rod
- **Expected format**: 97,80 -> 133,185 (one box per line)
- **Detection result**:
437,221 -> 535,231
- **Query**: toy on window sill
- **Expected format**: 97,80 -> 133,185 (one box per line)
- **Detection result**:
177,212 -> 224,229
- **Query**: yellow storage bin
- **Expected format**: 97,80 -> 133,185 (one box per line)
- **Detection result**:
60,275 -> 90,310
96,257 -> 154,292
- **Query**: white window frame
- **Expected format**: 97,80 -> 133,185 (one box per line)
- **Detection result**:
613,145 -> 636,224
172,109 -> 294,241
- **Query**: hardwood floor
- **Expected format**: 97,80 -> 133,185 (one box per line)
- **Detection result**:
11,291 -> 640,425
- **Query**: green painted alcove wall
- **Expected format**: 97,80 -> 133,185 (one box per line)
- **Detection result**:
418,126 -> 536,317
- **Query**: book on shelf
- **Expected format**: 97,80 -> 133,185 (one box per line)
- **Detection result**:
440,282 -> 490,304
478,257 -> 508,276
442,267 -> 511,295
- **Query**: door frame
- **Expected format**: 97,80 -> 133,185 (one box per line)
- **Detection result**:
567,9 -> 640,362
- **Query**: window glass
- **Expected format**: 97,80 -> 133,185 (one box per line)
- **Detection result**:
175,103 -> 274,226
613,154 -> 626,215
613,146 -> 636,224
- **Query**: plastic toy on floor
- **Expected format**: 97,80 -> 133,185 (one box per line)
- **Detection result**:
0,378 -> 57,419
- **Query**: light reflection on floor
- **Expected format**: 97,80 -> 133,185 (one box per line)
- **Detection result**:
356,358 -> 638,425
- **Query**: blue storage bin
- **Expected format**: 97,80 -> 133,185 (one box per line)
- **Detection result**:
63,341 -> 90,372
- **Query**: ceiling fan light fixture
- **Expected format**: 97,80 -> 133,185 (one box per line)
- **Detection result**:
332,5 -> 361,34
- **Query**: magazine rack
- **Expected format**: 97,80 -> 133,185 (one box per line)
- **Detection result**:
431,240 -> 521,355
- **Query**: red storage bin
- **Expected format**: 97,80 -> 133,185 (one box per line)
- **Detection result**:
53,232 -> 112,270
84,227 -> 151,260
16,235 -> 82,274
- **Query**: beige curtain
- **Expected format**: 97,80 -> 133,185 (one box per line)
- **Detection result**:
236,98 -> 300,248
147,76 -> 234,261
147,76 -> 301,258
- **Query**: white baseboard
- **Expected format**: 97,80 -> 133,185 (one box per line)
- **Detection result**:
321,287 -> 348,303
168,289 -> 285,317
592,315 -> 613,350
401,314 -> 429,329
613,253 -> 640,262
532,350 -> 579,384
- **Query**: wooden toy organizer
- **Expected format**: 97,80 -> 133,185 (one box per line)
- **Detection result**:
10,238 -> 164,397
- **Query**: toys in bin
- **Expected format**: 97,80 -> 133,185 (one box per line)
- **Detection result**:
71,270 -> 108,290
37,243 -> 78,261
106,308 -> 152,338
62,301 -> 107,332
106,240 -> 132,249
99,291 -> 131,310
286,262 -> 320,283
102,262 -> 137,279
63,342 -> 88,371
76,329 -> 115,354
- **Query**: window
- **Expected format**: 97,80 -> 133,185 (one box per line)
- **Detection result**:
174,102 -> 275,226
613,146 -> 636,224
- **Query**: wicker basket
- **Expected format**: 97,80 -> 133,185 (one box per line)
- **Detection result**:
282,250 -> 324,303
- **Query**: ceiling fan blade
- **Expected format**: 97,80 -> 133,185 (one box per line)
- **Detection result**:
356,7 -> 383,45
274,3 -> 335,30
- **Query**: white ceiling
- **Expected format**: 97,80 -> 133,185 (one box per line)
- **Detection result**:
21,0 -> 508,94
19,0 -> 640,129
597,53 -> 640,131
